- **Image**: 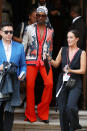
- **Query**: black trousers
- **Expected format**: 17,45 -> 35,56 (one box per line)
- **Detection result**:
0,102 -> 14,131
57,84 -> 82,131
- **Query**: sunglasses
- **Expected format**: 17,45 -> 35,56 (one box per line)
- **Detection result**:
36,14 -> 47,18
2,30 -> 13,34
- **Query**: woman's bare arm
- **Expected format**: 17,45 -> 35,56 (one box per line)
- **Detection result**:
50,48 -> 62,68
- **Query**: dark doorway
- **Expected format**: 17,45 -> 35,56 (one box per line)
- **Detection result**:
7,0 -> 32,30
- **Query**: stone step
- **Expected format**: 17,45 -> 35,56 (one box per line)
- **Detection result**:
14,107 -> 87,119
12,108 -> 87,131
13,118 -> 60,131
14,107 -> 59,119
13,118 -> 87,131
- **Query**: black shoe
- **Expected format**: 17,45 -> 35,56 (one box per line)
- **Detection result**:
24,118 -> 30,122
42,120 -> 49,123
74,124 -> 82,130
24,118 -> 37,123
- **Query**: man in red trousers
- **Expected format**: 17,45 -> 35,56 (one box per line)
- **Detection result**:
22,6 -> 54,123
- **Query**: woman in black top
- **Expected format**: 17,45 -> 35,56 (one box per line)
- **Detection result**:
48,29 -> 86,131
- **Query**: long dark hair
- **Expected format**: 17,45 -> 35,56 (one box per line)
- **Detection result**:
68,29 -> 80,38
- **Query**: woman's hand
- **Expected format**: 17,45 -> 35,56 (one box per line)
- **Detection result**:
47,54 -> 52,62
63,65 -> 71,73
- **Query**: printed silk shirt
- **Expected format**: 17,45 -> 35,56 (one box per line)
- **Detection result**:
22,23 -> 54,66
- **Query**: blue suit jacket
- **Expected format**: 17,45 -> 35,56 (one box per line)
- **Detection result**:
0,40 -> 26,112
0,40 -> 26,76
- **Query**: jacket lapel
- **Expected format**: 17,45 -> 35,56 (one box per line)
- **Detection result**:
0,40 -> 7,61
10,41 -> 15,62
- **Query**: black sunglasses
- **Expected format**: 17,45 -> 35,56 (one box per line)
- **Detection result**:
36,14 -> 47,18
2,30 -> 13,34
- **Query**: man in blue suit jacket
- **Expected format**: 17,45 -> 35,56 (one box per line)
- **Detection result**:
0,22 -> 26,131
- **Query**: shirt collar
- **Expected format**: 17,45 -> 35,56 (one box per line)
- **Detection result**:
2,39 -> 12,47
72,16 -> 81,23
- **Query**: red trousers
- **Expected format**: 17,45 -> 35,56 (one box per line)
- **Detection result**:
25,65 -> 53,122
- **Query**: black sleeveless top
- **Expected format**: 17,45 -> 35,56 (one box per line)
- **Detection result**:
61,47 -> 82,79
56,47 -> 83,93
